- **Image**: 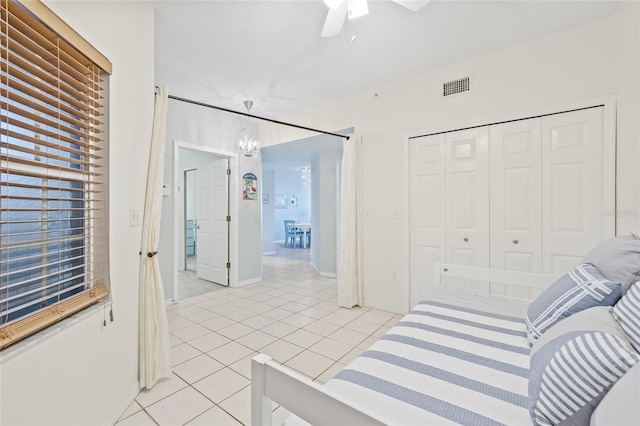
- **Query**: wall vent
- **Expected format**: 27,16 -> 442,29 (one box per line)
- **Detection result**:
443,76 -> 470,97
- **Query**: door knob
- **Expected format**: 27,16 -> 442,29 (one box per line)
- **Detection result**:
463,237 -> 468,242
513,239 -> 519,245
195,224 -> 200,230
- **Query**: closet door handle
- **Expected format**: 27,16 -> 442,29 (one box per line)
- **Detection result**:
463,237 -> 469,242
513,239 -> 519,245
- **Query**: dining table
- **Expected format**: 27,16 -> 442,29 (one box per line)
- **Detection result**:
295,223 -> 311,248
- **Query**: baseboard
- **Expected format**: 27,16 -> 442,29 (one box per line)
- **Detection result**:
233,277 -> 262,288
262,250 -> 276,255
311,261 -> 337,278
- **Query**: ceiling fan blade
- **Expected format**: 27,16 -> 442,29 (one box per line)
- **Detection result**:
392,0 -> 430,12
321,2 -> 348,37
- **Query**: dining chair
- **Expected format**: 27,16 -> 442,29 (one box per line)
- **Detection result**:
283,219 -> 303,247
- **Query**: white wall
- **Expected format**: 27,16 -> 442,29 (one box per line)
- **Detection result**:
159,100 -> 262,298
311,151 -> 341,276
261,3 -> 640,313
0,1 -> 154,425
262,170 -> 275,254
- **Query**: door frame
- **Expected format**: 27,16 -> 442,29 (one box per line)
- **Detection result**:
173,140 -> 238,301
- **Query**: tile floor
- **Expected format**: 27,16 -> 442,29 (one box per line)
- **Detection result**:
116,253 -> 402,426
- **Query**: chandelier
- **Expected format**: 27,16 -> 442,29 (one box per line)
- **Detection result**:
239,100 -> 260,157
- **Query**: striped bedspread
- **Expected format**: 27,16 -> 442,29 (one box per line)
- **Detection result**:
325,298 -> 532,425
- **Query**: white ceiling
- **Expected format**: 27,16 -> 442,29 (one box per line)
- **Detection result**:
153,0 -> 618,167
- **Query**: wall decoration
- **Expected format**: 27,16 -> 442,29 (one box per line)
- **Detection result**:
242,172 -> 258,201
263,194 -> 269,204
274,193 -> 287,209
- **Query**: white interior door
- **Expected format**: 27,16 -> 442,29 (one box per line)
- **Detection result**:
196,158 -> 229,285
542,107 -> 605,275
490,118 -> 542,298
409,133 -> 446,308
445,127 -> 490,292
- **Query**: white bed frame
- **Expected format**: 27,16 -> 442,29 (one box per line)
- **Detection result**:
251,263 -> 558,426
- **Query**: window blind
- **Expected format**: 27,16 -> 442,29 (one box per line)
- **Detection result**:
1,0 -> 111,349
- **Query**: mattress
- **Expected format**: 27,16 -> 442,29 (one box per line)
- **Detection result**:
325,290 -> 532,425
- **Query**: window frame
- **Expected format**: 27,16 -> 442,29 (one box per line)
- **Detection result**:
1,0 -> 112,350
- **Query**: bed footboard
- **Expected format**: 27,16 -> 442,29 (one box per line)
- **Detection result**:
251,354 -> 384,426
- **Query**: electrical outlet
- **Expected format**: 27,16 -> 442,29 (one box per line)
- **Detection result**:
130,208 -> 141,227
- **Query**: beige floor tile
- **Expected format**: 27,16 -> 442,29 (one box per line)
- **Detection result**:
262,297 -> 290,308
135,373 -> 188,407
298,307 -> 332,320
357,335 -> 379,350
235,330 -> 278,351
260,339 -> 305,363
186,406 -> 242,426
199,316 -> 236,331
245,303 -> 275,315
343,318 -> 382,335
280,314 -> 316,328
171,343 -> 202,366
183,309 -> 219,323
223,309 -> 260,322
116,410 -> 156,426
171,324 -> 214,342
260,321 -> 298,338
218,385 -> 252,425
216,322 -> 255,340
118,400 -> 142,420
207,341 -> 255,365
302,320 -> 341,337
328,327 -> 369,346
285,350 -> 335,379
261,307 -> 293,320
168,317 -> 196,332
241,314 -> 276,330
187,331 -> 232,353
228,352 -> 259,379
322,312 -> 356,327
309,337 -> 353,361
282,329 -> 324,348
192,368 -> 250,403
315,361 -> 347,384
360,310 -> 395,325
145,386 -> 214,425
172,354 -> 224,384
271,406 -> 294,426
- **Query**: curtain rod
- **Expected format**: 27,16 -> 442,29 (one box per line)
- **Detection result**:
159,90 -> 350,141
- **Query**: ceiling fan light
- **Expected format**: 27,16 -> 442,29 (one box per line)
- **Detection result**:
348,0 -> 368,19
323,0 -> 344,9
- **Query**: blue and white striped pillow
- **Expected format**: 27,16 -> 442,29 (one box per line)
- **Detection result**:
612,280 -> 640,352
529,331 -> 640,426
526,263 -> 622,346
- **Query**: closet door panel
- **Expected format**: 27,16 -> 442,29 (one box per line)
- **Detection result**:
409,134 -> 446,307
542,107 -> 605,275
490,118 -> 542,298
445,127 -> 490,293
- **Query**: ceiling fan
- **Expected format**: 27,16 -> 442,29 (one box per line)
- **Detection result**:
321,0 -> 430,37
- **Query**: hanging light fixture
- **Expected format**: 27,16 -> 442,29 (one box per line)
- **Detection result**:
239,100 -> 260,157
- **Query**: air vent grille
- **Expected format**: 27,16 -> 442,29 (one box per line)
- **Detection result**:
443,77 -> 470,97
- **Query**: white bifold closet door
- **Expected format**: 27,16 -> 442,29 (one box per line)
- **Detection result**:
489,118 -> 543,299
444,127 -> 490,292
409,133 -> 446,308
541,107 -> 605,275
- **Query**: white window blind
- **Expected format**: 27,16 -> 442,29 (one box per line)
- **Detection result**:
1,0 -> 111,349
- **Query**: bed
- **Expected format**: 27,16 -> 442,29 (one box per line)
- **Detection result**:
251,263 -> 557,426
252,239 -> 640,426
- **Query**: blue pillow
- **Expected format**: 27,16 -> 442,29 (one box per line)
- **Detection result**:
525,263 -> 622,346
612,280 -> 640,352
529,331 -> 639,426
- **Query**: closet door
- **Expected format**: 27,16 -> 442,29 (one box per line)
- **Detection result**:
445,127 -> 490,292
542,107 -> 605,275
490,118 -> 542,298
409,134 -> 446,307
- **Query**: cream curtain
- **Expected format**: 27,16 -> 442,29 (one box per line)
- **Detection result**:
139,87 -> 171,389
337,135 -> 363,308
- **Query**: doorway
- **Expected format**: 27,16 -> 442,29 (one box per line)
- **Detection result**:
173,142 -> 238,301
